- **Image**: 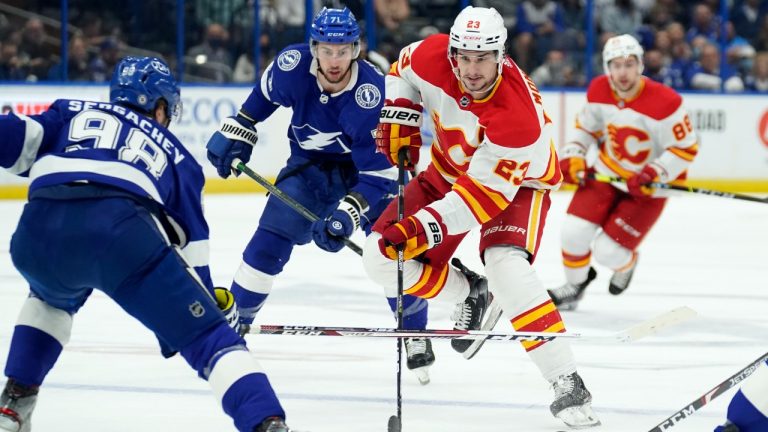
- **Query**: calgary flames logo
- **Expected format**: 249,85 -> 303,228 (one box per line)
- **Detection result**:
607,124 -> 651,164
432,111 -> 478,171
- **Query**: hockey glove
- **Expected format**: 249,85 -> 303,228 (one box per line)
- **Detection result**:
627,165 -> 659,197
559,143 -> 587,185
376,98 -> 423,170
378,207 -> 446,261
312,193 -> 367,253
206,115 -> 258,179
214,287 -> 240,332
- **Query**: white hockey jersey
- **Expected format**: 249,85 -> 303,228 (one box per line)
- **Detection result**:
565,75 -> 699,187
387,34 -> 561,234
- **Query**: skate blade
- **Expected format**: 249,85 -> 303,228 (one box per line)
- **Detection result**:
557,301 -> 579,312
556,405 -> 601,429
410,366 -> 431,385
462,300 -> 504,360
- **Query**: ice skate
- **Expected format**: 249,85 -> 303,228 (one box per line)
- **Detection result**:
550,372 -> 600,429
404,338 -> 435,385
255,416 -> 294,432
0,379 -> 38,432
450,258 -> 503,360
609,255 -> 638,295
715,422 -> 740,432
547,267 -> 597,311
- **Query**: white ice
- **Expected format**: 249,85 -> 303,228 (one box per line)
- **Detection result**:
0,191 -> 766,432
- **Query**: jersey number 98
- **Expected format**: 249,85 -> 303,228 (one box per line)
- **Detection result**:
67,111 -> 169,179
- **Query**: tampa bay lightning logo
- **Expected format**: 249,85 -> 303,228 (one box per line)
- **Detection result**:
151,59 -> 170,75
291,124 -> 350,153
277,49 -> 301,71
355,84 -> 381,109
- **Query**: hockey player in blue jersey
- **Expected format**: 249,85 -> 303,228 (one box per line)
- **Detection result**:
715,360 -> 768,432
0,57 -> 294,432
205,7 -> 435,384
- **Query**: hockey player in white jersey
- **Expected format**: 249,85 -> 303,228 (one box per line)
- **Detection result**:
363,6 -> 600,428
548,34 -> 699,310
715,360 -> 768,432
0,57 -> 293,432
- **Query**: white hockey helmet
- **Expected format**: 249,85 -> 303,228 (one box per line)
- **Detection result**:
602,34 -> 644,77
449,6 -> 507,65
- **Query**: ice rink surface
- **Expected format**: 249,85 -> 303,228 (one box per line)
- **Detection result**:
0,191 -> 766,432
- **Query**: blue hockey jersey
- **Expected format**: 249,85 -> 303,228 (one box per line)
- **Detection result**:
0,99 -> 212,288
240,43 -> 397,214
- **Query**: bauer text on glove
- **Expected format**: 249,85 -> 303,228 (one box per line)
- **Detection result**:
378,207 -> 446,260
375,98 -> 423,170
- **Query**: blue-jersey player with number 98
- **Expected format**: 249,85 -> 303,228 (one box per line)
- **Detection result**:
205,7 -> 436,384
0,57 -> 295,432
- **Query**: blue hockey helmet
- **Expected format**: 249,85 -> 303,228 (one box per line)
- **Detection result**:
309,7 -> 361,58
109,56 -> 182,121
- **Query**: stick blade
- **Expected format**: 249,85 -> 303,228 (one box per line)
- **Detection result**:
616,306 -> 697,343
388,415 -> 402,432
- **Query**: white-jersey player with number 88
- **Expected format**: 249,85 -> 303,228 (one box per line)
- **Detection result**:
364,6 -> 600,428
547,34 -> 699,310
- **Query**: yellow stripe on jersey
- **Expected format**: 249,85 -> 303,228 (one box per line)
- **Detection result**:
512,300 -> 557,329
521,322 -> 566,350
389,61 -> 399,76
598,146 -> 635,179
535,141 -> 562,185
453,182 -> 493,223
418,264 -> 450,299
525,190 -> 544,253
667,142 -> 699,162
564,256 -> 591,268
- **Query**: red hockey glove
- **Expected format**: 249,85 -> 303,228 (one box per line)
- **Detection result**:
560,157 -> 586,185
558,143 -> 587,185
627,165 -> 659,197
375,98 -> 423,170
378,207 -> 446,260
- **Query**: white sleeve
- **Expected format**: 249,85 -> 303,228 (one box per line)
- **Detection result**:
650,105 -> 699,182
385,41 -> 424,103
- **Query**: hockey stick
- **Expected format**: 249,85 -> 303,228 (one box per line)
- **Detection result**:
591,173 -> 768,204
388,148 -> 408,432
648,351 -> 768,431
249,306 -> 696,343
231,159 -> 364,256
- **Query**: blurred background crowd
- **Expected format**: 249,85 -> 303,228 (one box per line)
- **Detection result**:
0,0 -> 767,92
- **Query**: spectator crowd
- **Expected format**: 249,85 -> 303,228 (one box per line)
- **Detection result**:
1,0 -> 767,92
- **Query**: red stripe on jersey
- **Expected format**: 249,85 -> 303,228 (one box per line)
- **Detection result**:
562,250 -> 591,268
511,300 -> 566,351
404,263 -> 449,299
587,76 -> 683,120
668,143 -> 699,162
453,175 -> 510,224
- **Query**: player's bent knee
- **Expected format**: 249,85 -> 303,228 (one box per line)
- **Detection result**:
593,232 -> 633,270
363,233 -> 396,295
561,215 -> 599,253
180,321 -> 246,378
484,245 -> 546,311
242,230 -> 294,275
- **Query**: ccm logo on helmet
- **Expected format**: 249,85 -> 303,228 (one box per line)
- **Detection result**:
380,110 -> 420,123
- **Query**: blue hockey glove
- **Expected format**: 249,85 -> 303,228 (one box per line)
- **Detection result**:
206,115 -> 258,179
312,193 -> 367,253
214,287 -> 240,332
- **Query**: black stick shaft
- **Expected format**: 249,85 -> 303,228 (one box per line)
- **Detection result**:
234,160 -> 364,255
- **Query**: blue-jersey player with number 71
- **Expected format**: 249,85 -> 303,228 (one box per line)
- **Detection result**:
205,7 -> 436,384
0,57 -> 294,432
